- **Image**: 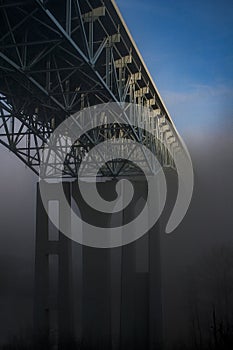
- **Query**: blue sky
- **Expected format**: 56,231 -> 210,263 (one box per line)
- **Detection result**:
116,0 -> 233,135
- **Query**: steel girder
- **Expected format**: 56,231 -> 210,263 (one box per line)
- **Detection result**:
0,0 -> 179,177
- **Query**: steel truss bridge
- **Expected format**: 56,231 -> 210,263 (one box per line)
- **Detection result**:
0,0 -> 181,178
0,2 -> 183,347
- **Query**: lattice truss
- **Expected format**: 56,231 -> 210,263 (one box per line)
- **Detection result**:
0,0 -> 180,177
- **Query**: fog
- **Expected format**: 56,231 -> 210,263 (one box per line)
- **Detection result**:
0,117 -> 232,348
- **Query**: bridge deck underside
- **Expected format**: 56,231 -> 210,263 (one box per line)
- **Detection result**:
0,0 -> 179,177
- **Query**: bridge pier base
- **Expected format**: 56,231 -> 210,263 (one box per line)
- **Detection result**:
34,178 -> 163,349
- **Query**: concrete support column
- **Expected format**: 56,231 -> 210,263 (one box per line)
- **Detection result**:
58,183 -> 73,345
72,180 -> 112,348
148,176 -> 163,350
34,183 -> 73,347
120,179 -> 147,349
34,184 -> 50,344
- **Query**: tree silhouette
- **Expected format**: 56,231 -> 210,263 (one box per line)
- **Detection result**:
185,245 -> 233,350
